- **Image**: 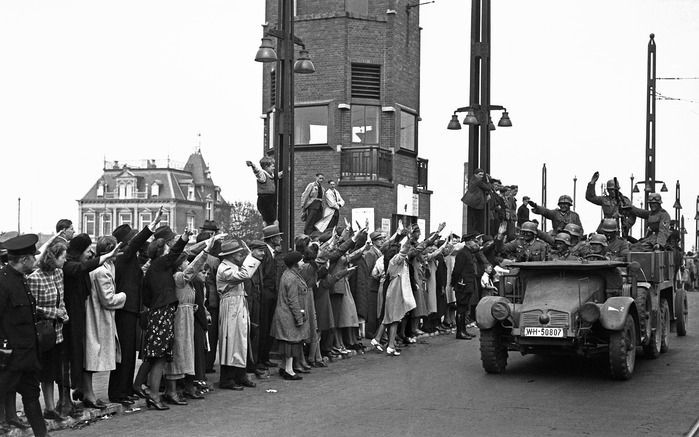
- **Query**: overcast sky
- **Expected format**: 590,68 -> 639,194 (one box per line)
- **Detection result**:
1,1 -> 698,247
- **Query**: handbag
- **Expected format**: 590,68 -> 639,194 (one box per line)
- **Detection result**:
35,319 -> 56,353
0,339 -> 12,370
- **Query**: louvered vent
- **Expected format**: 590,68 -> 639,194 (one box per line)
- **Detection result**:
351,63 -> 381,99
270,70 -> 276,107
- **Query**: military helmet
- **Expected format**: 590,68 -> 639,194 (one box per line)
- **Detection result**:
589,233 -> 608,247
606,179 -> 618,190
554,232 -> 572,246
563,223 -> 584,238
648,193 -> 662,204
521,221 -> 538,234
599,219 -> 619,233
558,195 -> 573,205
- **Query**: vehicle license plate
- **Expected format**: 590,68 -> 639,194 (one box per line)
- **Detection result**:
523,327 -> 564,337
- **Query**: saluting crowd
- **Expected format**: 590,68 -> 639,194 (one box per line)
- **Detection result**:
0,160 -> 690,437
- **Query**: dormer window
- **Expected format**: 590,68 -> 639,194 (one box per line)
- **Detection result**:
187,185 -> 195,201
96,181 -> 105,197
151,182 -> 160,198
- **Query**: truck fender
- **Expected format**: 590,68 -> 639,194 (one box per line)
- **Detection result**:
600,296 -> 637,331
476,295 -> 511,329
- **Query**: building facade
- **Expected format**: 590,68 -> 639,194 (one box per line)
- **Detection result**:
78,150 -> 231,240
261,0 -> 431,235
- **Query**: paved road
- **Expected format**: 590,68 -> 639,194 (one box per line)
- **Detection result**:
65,294 -> 699,437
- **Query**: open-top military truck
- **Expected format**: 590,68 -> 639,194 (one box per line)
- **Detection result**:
476,251 -> 687,380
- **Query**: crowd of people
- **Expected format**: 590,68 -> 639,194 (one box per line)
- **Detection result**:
0,163 -> 691,437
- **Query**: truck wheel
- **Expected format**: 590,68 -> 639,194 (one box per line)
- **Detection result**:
609,316 -> 637,380
675,289 -> 688,337
480,328 -> 508,374
643,308 -> 661,359
660,299 -> 670,352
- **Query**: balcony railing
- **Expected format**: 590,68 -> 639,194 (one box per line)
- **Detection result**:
104,159 -> 186,171
102,191 -> 149,199
417,158 -> 429,190
340,146 -> 393,183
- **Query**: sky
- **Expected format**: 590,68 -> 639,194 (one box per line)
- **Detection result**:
1,1 -> 698,247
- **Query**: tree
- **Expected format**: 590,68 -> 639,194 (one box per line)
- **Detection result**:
229,200 -> 264,241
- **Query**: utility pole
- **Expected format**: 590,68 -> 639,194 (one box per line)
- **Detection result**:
541,163 -> 547,232
644,34 -> 657,235
17,197 -> 21,234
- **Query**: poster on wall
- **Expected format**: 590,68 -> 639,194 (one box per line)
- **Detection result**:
396,184 -> 415,216
351,208 -> 375,232
381,218 -> 391,233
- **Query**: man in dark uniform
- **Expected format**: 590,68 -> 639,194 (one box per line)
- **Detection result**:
0,235 -> 50,437
500,221 -> 549,262
598,219 -> 631,260
586,172 -> 636,237
517,196 -> 530,228
450,233 -> 480,340
623,193 -> 672,251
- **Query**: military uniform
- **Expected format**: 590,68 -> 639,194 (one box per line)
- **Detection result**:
0,235 -> 48,437
531,205 -> 582,233
502,237 -> 548,262
570,241 -> 590,258
626,205 -> 672,248
586,182 -> 636,236
606,236 -> 630,260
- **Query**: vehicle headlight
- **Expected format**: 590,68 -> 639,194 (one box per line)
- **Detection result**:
580,302 -> 600,323
491,301 -> 511,321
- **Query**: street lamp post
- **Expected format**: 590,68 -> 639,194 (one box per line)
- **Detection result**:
255,0 -> 315,253
644,33 -> 657,211
629,174 -> 635,237
573,175 -> 577,211
541,163 -> 547,232
694,195 -> 699,253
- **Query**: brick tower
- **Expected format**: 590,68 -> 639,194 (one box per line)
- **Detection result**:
261,0 -> 431,236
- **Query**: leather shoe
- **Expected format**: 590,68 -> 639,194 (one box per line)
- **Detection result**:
263,360 -> 278,368
239,378 -> 256,388
282,372 -> 302,381
293,367 -> 311,374
163,393 -> 188,405
82,398 -> 108,410
126,394 -> 140,402
6,417 -> 30,429
43,409 -> 67,421
183,390 -> 205,400
219,382 -> 244,391
109,397 -> 134,406
132,385 -> 147,399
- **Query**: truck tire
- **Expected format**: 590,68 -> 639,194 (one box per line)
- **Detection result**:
643,307 -> 661,359
480,328 -> 508,374
609,316 -> 636,380
660,299 -> 670,353
675,289 -> 688,337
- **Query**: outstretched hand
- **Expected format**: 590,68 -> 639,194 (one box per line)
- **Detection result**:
437,222 -> 446,233
591,171 -> 600,183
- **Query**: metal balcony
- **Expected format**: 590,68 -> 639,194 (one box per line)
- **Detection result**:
341,146 -> 393,182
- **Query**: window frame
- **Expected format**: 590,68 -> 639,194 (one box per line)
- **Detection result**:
100,213 -> 112,237
139,211 -> 152,229
83,213 -> 95,236
119,212 -> 132,227
350,104 -> 380,146
294,105 -> 330,147
399,109 -> 418,153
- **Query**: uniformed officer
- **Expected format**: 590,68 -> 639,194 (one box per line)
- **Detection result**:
500,222 -> 548,262
450,233 -> 479,340
536,223 -> 589,258
622,193 -> 671,251
528,195 -> 582,233
598,219 -> 631,260
0,235 -> 50,437
549,233 -> 573,260
586,172 -> 636,237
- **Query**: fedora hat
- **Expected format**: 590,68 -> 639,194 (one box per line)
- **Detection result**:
262,224 -> 283,240
218,240 -> 246,257
200,220 -> 219,232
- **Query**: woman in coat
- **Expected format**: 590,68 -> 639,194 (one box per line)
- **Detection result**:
164,234 -> 221,403
271,252 -> 310,380
62,234 -> 118,413
83,237 -> 126,408
27,242 -> 69,421
141,227 -> 190,410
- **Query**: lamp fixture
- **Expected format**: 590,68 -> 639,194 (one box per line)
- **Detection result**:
255,37 -> 277,62
447,114 -> 462,130
488,118 -> 496,131
497,111 -> 512,127
293,49 -> 316,74
661,183 -> 668,192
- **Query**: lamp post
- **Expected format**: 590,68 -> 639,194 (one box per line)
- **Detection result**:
694,195 -> 699,253
255,0 -> 316,253
573,176 -> 577,211
446,0 -> 512,236
541,163 -> 547,232
629,174 -> 635,237
644,33 -> 657,211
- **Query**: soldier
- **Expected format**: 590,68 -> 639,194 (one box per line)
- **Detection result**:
585,234 -> 610,260
536,223 -> 589,258
549,233 -> 573,261
622,193 -> 671,251
586,172 -> 636,237
598,219 -> 631,261
499,221 -> 548,262
528,195 -> 582,233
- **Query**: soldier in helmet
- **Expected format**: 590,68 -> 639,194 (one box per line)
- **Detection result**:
622,193 -> 671,251
537,223 -> 589,258
585,234 -> 610,260
549,233 -> 573,260
528,195 -> 582,233
598,219 -> 630,260
586,172 -> 636,237
498,221 -> 548,262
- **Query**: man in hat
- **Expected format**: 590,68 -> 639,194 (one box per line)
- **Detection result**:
623,193 -> 672,251
462,168 -> 493,234
528,195 -> 582,233
318,179 -> 345,232
199,220 -> 220,238
499,221 -> 549,262
598,219 -> 630,260
107,206 -> 163,405
247,157 -> 280,226
450,232 -> 480,340
517,196 -> 531,228
363,231 -> 386,335
216,239 -> 265,390
0,235 -> 50,437
254,224 -> 284,370
245,240 -> 268,377
301,173 -> 325,235
587,171 -> 636,237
